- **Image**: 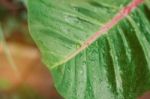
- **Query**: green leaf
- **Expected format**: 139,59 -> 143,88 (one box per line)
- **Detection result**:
28,0 -> 150,99
28,0 -> 131,68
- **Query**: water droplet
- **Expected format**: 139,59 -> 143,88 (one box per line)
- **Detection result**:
67,68 -> 71,72
89,86 -> 92,91
64,15 -> 79,24
137,23 -> 140,27
79,70 -> 84,75
119,4 -> 123,8
76,43 -> 81,49
73,7 -> 79,12
107,85 -> 111,89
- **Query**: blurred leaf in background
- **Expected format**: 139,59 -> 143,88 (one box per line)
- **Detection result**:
0,84 -> 44,99
0,0 -> 32,43
0,78 -> 12,90
0,0 -> 62,99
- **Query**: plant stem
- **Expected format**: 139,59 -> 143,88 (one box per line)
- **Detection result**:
0,24 -> 20,79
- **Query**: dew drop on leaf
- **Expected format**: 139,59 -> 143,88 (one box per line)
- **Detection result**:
76,43 -> 81,49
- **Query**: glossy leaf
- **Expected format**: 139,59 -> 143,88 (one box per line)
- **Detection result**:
28,0 -> 131,67
28,0 -> 150,99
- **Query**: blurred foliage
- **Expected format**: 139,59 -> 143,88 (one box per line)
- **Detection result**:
0,84 -> 44,99
0,0 -> 46,99
145,0 -> 150,9
0,24 -> 3,40
0,78 -> 12,90
0,0 -> 32,44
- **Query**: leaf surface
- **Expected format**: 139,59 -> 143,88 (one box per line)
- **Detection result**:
28,0 -> 133,67
28,0 -> 150,99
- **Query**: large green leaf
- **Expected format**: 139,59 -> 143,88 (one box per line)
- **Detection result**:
28,0 -> 131,67
28,0 -> 150,99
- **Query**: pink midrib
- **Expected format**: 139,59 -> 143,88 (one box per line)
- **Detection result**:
52,0 -> 144,68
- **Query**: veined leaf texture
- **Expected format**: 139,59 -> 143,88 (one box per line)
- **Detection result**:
28,0 -> 150,99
